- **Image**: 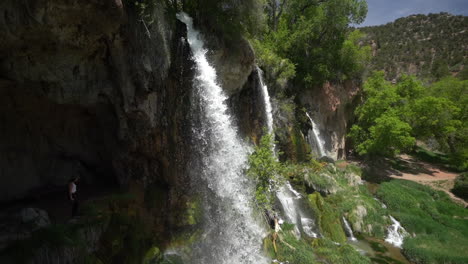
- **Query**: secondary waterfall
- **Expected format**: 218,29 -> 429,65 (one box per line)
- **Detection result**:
257,66 -> 318,239
385,216 -> 408,248
305,112 -> 326,157
343,217 -> 357,241
256,66 -> 274,134
177,13 -> 268,264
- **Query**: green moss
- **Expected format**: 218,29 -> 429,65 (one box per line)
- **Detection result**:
308,193 -> 347,243
313,238 -> 372,264
369,241 -> 387,253
143,246 -> 162,264
273,231 -> 318,264
290,125 -> 310,162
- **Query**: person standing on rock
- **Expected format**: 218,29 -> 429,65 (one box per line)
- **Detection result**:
68,176 -> 80,217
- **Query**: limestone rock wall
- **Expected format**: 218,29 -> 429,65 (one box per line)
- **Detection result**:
300,80 -> 360,160
0,0 -> 193,202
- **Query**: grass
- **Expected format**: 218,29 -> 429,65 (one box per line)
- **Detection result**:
313,238 -> 372,264
264,229 -> 371,264
377,179 -> 468,264
308,192 -> 347,243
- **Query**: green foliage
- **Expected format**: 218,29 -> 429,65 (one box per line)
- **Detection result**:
251,39 -> 296,86
452,172 -> 468,199
308,192 -> 347,243
357,111 -> 415,156
350,71 -> 467,164
182,0 -> 265,40
270,231 -> 318,264
349,72 -> 416,157
340,30 -> 372,80
313,238 -> 372,264
254,0 -> 369,88
426,77 -> 467,169
408,96 -> 461,146
247,132 -> 283,211
377,180 -> 468,264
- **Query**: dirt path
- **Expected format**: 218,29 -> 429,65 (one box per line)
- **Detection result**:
389,154 -> 467,207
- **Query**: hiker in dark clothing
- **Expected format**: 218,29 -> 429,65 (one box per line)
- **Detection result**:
68,176 -> 80,217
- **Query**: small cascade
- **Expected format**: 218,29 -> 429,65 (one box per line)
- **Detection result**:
177,12 -> 268,264
385,216 -> 408,248
256,66 -> 274,134
373,198 -> 388,209
257,66 -> 319,239
301,217 -> 318,238
276,183 -> 301,237
305,112 -> 326,157
343,217 -> 357,241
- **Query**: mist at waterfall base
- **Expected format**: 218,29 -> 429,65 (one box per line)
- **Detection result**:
177,12 -> 268,264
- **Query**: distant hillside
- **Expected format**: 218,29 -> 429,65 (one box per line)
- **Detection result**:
360,12 -> 468,80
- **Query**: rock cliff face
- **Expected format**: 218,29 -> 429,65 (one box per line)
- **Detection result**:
0,0 -> 194,202
0,1 -> 260,261
300,80 -> 360,160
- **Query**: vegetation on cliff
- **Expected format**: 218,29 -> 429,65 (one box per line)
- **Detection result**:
360,13 -> 468,80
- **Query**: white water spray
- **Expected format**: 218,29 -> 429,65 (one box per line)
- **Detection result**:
257,66 -> 319,239
385,216 -> 408,248
343,217 -> 357,241
305,112 -> 326,157
177,12 -> 268,264
256,66 -> 274,134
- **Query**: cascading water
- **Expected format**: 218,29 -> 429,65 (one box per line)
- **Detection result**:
177,13 -> 268,264
257,66 -> 319,239
385,216 -> 408,248
305,112 -> 326,158
256,66 -> 274,134
343,217 -> 357,241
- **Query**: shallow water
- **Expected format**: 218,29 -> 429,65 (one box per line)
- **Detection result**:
348,236 -> 412,264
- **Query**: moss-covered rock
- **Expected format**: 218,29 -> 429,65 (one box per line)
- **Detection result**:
308,192 -> 347,243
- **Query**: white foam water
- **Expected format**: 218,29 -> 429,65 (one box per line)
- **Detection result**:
305,112 -> 326,157
343,217 -> 357,241
256,66 -> 274,134
177,12 -> 268,264
257,68 -> 319,239
385,216 -> 408,248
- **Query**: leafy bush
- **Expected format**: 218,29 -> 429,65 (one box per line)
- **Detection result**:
247,133 -> 284,211
452,172 -> 468,200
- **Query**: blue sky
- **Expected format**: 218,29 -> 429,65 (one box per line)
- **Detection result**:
359,0 -> 468,27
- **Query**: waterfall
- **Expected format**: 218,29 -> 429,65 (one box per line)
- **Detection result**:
256,66 -> 274,134
256,66 -> 319,239
342,217 -> 357,241
385,216 -> 408,248
177,12 -> 268,264
305,112 -> 326,158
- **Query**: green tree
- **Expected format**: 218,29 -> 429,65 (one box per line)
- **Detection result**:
351,111 -> 415,156
349,72 -> 415,157
339,30 -> 371,80
408,96 -> 461,149
255,0 -> 368,87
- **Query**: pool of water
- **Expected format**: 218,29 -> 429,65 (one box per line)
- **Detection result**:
348,236 -> 412,264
